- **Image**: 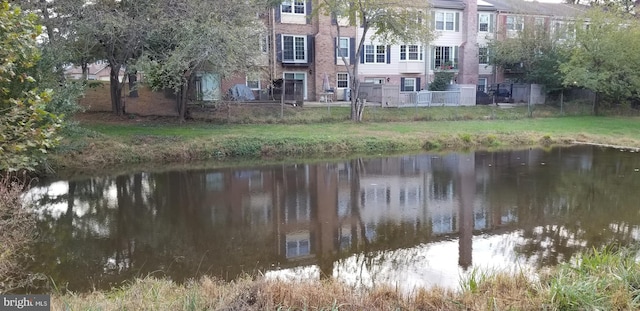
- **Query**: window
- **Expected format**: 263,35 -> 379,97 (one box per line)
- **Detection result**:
506,16 -> 524,31
246,73 -> 260,90
400,45 -> 422,61
554,21 -> 574,40
281,0 -> 305,14
434,46 -> 457,69
364,44 -> 386,63
478,47 -> 489,64
402,78 -> 416,92
478,13 -> 490,32
283,72 -> 307,99
364,77 -> 385,84
336,37 -> 349,59
260,34 -> 270,54
337,73 -> 349,88
477,78 -> 487,92
282,35 -> 306,63
435,12 -> 455,31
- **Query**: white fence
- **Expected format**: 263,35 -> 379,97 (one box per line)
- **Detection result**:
359,83 -> 477,107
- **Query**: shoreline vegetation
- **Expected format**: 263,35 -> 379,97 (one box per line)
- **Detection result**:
14,105 -> 640,309
51,247 -> 640,310
50,105 -> 640,173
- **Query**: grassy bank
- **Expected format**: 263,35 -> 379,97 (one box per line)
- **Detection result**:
51,107 -> 640,171
51,248 -> 640,310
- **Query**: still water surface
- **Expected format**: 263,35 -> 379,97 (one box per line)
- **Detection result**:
25,145 -> 640,292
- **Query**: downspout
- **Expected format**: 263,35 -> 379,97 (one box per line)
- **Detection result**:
271,6 -> 277,99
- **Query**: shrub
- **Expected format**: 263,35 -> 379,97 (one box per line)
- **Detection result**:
0,175 -> 36,292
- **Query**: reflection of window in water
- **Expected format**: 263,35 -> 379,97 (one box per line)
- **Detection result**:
431,180 -> 453,201
432,215 -> 455,234
361,186 -> 388,209
286,232 -> 311,258
247,194 -> 272,225
365,223 -> 376,241
501,209 -> 517,223
205,173 -> 224,191
474,210 -> 486,229
339,227 -> 352,250
400,185 -> 422,208
248,172 -> 264,191
337,163 -> 351,182
285,192 -> 310,223
338,190 -> 350,217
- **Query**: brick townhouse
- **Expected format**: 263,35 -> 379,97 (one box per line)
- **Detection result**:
229,0 -> 586,103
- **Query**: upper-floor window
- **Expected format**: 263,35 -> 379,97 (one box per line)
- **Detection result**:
337,37 -> 349,59
364,44 -> 386,63
479,47 -> 489,64
435,12 -> 455,31
478,13 -> 490,32
281,0 -> 305,14
506,16 -> 524,31
282,35 -> 306,63
400,45 -> 423,61
433,46 -> 458,70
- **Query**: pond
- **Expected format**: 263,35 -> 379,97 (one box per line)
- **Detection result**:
24,145 -> 640,293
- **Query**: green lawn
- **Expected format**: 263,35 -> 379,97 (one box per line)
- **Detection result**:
84,116 -> 640,141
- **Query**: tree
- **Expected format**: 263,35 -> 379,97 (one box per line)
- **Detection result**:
0,1 -> 62,172
13,0 -> 88,117
72,0 -> 155,116
318,0 -> 434,121
141,0 -> 271,122
560,10 -> 640,114
488,22 -> 569,93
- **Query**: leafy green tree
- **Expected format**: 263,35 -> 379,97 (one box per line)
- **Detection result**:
560,10 -> 640,114
69,0 -> 155,116
16,0 -> 88,117
317,0 -> 434,121
0,1 -> 62,172
142,0 -> 270,122
488,22 -> 568,93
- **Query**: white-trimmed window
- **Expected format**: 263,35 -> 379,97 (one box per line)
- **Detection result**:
478,47 -> 489,64
435,12 -> 455,31
478,13 -> 490,32
336,37 -> 349,60
337,73 -> 349,88
477,78 -> 487,92
400,45 -> 423,61
246,73 -> 261,90
364,77 -> 385,84
281,0 -> 305,14
259,34 -> 269,54
282,35 -> 306,63
402,78 -> 416,92
364,44 -> 386,63
433,46 -> 457,69
506,15 -> 524,31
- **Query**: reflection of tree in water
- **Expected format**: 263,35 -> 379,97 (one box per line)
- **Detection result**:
28,171 -> 277,292
488,147 -> 640,268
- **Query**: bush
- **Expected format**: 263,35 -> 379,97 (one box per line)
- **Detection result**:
0,175 -> 36,293
429,71 -> 455,91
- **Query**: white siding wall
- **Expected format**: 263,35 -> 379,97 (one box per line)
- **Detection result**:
357,8 -> 466,78
477,12 -> 496,77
